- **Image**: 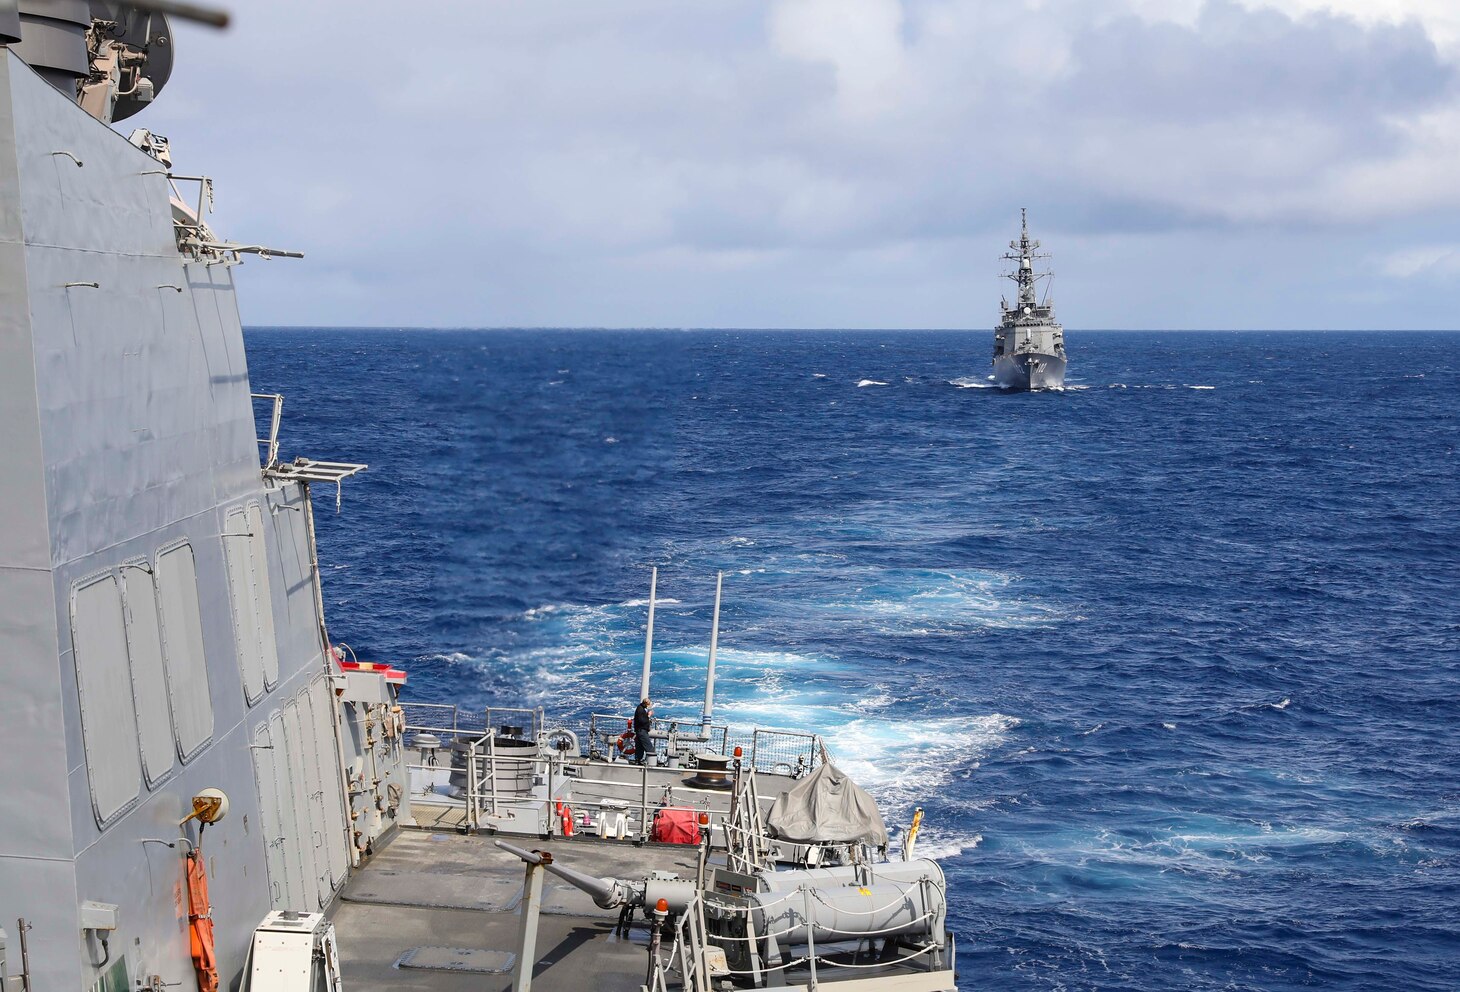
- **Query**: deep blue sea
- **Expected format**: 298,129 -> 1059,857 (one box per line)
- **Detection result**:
246,329 -> 1459,991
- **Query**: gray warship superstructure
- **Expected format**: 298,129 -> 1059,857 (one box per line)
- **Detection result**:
0,5 -> 403,990
992,209 -> 1067,390
0,7 -> 958,991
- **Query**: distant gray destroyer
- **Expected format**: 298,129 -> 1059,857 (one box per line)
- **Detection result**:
992,208 -> 1068,390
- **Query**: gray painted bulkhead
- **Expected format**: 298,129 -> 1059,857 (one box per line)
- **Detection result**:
0,51 -> 357,992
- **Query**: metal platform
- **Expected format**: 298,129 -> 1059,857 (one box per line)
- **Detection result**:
331,830 -> 700,992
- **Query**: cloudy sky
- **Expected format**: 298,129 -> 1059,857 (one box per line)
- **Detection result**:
141,0 -> 1460,329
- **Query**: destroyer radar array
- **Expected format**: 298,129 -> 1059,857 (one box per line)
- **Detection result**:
0,5 -> 959,992
992,208 -> 1068,390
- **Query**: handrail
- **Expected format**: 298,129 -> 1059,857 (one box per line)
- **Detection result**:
813,940 -> 942,969
652,886 -> 948,991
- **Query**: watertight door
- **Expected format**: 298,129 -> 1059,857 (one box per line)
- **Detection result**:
282,698 -> 322,909
310,674 -> 351,885
270,709 -> 311,911
246,504 -> 281,688
293,687 -> 332,905
225,507 -> 265,703
251,721 -> 290,909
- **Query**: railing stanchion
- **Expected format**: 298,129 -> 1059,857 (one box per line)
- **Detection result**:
465,740 -> 478,833
640,760 -> 650,841
803,886 -> 818,990
489,734 -> 500,818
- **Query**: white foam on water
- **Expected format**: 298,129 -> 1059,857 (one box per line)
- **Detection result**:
812,373 -> 828,378
1271,697 -> 1291,710
817,713 -> 1021,819
424,651 -> 474,664
911,830 -> 983,861
1162,722 -> 1177,730
949,377 -> 998,389
810,568 -> 1060,632
523,603 -> 573,620
620,597 -> 681,608
603,436 -> 619,444
857,379 -> 890,387
1188,385 -> 1216,390
850,686 -> 895,713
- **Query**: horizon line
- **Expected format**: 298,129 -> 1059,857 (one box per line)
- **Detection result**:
242,325 -> 1460,333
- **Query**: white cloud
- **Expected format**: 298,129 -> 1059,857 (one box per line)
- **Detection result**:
1380,244 -> 1460,279
770,0 -> 910,118
129,1 -> 1460,328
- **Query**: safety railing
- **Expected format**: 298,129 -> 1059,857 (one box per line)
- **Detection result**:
401,708 -> 825,846
399,702 -> 543,747
586,712 -> 730,760
402,720 -> 698,840
656,874 -> 955,990
746,727 -> 821,777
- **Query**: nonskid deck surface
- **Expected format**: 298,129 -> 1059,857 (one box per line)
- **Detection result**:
332,828 -> 700,991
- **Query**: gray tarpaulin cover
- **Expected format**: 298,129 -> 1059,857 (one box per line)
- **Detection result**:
766,762 -> 889,847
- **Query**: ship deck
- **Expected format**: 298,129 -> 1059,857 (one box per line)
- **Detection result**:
331,827 -> 700,991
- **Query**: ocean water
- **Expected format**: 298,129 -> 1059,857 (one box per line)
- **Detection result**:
246,328 -> 1460,991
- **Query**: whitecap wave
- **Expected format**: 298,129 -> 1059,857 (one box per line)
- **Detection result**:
424,651 -> 475,664
949,377 -> 998,389
910,830 -> 983,860
807,568 -> 1060,632
523,603 -> 570,620
818,713 -> 1021,820
857,379 -> 890,387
